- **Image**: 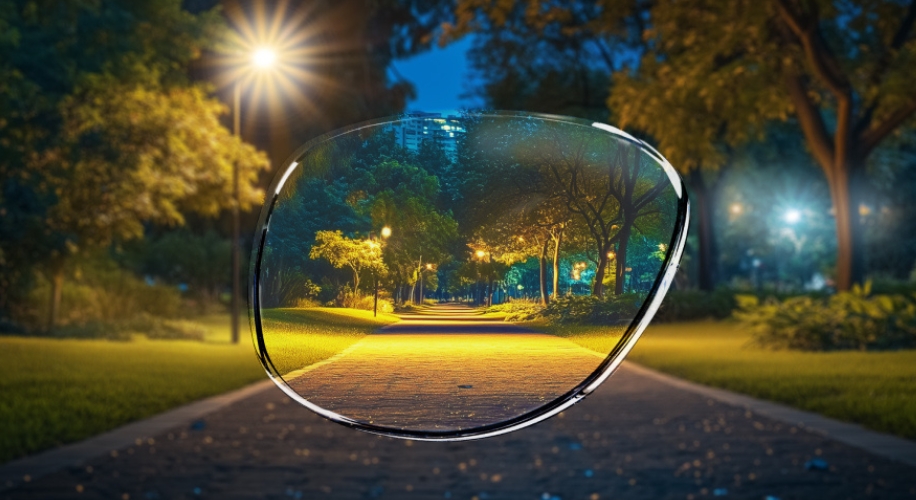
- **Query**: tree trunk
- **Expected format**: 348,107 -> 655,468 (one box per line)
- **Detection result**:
538,239 -> 550,306
688,169 -> 721,291
615,222 -> 633,296
47,265 -> 64,332
551,229 -> 563,300
829,161 -> 867,291
592,253 -> 607,297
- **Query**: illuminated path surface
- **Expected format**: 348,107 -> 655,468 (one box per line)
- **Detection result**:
285,304 -> 606,432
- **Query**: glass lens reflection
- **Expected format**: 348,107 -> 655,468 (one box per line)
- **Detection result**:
251,112 -> 688,440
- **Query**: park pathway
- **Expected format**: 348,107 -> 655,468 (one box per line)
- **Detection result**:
286,303 -> 606,432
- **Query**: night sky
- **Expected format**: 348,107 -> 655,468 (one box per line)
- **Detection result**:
393,37 -> 484,113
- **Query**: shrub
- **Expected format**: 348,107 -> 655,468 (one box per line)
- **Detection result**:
486,300 -> 543,322
735,283 -> 916,351
542,294 -> 642,325
122,314 -> 206,341
655,289 -> 737,322
17,262 -> 185,332
340,293 -> 393,313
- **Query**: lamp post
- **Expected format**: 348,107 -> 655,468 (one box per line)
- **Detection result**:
230,48 -> 276,344
370,226 -> 391,317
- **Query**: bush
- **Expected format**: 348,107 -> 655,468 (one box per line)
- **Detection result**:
122,314 -> 206,341
486,300 -> 543,322
16,262 -> 185,332
735,283 -> 916,351
340,293 -> 393,314
655,289 -> 737,322
542,294 -> 642,325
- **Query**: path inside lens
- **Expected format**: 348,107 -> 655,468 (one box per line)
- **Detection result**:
284,304 -> 607,433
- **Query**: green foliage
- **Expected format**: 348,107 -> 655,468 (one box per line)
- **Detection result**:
14,259 -> 184,332
0,0 -> 269,327
122,314 -> 206,342
339,293 -> 394,313
485,300 -> 543,322
125,230 -> 230,312
735,284 -> 916,351
542,294 -> 643,325
655,289 -> 737,323
309,230 -> 387,293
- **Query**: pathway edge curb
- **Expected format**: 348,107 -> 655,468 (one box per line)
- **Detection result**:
0,378 -> 275,492
622,361 -> 916,468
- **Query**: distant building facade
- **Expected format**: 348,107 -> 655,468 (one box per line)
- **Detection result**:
391,112 -> 466,159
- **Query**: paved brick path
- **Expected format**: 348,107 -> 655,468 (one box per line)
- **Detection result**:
286,305 -> 605,433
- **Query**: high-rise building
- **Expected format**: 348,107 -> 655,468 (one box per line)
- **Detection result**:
391,112 -> 466,159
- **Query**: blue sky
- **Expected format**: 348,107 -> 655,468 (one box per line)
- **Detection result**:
391,37 -> 484,113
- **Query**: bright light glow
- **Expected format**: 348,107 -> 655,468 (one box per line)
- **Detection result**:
426,263 -> 434,270
475,250 -> 486,258
730,203 -> 743,215
381,226 -> 392,238
215,2 -> 344,122
252,48 -> 277,68
784,209 -> 802,224
606,251 -> 616,259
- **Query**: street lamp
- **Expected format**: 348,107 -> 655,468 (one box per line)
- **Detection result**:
370,227 -> 391,317
229,46 -> 278,344
420,263 -> 435,304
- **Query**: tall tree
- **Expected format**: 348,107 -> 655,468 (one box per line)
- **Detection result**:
439,0 -> 916,291
0,0 -> 269,329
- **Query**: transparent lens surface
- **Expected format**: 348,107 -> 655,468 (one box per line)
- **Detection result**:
251,112 -> 688,440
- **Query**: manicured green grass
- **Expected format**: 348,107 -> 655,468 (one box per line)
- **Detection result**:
535,320 -> 627,354
554,320 -> 916,440
259,307 -> 399,375
0,308 -> 397,464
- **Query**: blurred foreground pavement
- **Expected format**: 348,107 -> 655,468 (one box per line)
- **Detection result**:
3,365 -> 915,500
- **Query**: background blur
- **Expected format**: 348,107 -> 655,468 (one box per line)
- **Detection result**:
1,0 -> 915,467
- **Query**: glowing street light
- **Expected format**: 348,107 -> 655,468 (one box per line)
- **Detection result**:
227,45 -> 281,344
475,249 -> 486,259
252,48 -> 276,68
368,227 -> 391,317
784,209 -> 802,225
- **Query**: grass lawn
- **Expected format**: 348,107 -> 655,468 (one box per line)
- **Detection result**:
546,320 -> 916,440
0,308 -> 397,464
534,320 -> 627,353
259,307 -> 399,375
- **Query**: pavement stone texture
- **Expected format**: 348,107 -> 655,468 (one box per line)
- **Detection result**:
286,330 -> 604,433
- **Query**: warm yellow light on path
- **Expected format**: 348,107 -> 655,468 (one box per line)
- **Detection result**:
252,48 -> 277,68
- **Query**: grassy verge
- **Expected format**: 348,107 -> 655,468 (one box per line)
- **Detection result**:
534,320 -> 628,354
549,320 -> 916,440
0,308 -> 398,464
259,307 -> 399,375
